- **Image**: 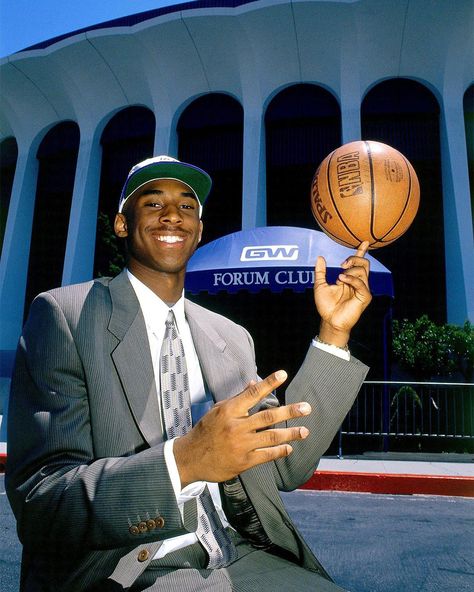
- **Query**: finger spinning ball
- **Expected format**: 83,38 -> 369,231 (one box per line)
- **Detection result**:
310,140 -> 420,249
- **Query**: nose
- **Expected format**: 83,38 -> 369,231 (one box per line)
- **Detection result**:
159,204 -> 183,224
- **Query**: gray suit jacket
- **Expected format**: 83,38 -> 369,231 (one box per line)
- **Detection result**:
6,270 -> 368,591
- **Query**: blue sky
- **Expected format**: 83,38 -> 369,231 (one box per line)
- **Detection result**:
0,0 -> 191,57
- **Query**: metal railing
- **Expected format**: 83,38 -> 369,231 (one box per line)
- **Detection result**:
338,381 -> 474,455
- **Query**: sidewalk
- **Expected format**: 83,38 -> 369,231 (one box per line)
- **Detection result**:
304,453 -> 474,497
2,447 -> 473,496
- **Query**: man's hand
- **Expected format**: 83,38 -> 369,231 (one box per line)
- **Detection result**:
173,371 -> 311,487
314,241 -> 372,348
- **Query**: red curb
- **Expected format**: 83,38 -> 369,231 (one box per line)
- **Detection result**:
2,457 -> 474,497
301,470 -> 474,497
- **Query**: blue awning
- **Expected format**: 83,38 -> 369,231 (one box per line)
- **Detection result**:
186,226 -> 393,297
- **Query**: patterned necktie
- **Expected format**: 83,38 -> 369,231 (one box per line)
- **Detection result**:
160,310 -> 238,568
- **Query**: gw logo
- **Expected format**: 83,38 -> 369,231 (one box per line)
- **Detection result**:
240,245 -> 299,262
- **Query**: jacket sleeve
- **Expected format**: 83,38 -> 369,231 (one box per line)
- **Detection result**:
273,344 -> 369,490
5,293 -> 197,554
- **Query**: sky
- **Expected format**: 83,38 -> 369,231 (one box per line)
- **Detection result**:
0,0 -> 193,58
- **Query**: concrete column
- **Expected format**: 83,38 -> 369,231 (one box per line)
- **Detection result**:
439,97 -> 474,324
242,106 -> 266,229
0,142 -> 39,351
154,109 -> 178,157
339,21 -> 362,145
340,98 -> 361,145
62,132 -> 102,285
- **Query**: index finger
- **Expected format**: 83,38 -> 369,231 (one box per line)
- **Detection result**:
356,241 -> 370,258
234,370 -> 288,414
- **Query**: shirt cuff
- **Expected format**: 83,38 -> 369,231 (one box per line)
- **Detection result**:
164,438 -> 206,514
312,338 -> 351,361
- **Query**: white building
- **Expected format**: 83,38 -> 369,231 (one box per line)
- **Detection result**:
0,0 -> 473,385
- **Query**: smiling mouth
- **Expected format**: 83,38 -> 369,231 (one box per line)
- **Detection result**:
155,235 -> 186,244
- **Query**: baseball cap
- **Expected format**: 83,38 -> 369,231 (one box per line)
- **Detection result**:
118,155 -> 212,216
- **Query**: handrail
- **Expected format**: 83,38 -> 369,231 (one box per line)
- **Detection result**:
338,380 -> 474,455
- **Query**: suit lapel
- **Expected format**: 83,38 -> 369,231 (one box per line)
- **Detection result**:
108,271 -> 163,447
185,300 -> 250,402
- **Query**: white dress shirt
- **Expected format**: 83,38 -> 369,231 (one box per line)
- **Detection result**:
127,271 -> 230,559
127,270 -> 350,559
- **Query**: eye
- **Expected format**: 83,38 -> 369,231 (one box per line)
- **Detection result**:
180,203 -> 195,210
145,202 -> 163,209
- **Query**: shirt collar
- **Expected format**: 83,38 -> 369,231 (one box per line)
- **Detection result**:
127,269 -> 186,335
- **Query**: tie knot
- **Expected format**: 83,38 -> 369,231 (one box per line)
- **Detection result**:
165,310 -> 179,342
165,310 -> 175,328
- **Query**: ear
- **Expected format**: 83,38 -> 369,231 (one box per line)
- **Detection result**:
114,213 -> 128,238
198,220 -> 203,243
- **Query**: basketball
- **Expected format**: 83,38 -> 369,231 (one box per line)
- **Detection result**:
310,140 -> 420,249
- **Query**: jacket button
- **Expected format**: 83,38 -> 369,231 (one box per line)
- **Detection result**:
155,516 -> 165,528
146,519 -> 156,530
129,525 -> 140,535
138,521 -> 148,533
137,549 -> 150,562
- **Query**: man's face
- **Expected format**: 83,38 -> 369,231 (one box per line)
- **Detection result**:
114,178 -> 203,277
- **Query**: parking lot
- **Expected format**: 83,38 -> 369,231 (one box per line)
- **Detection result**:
1,475 -> 473,591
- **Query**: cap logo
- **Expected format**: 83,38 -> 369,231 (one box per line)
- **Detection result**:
155,156 -> 178,162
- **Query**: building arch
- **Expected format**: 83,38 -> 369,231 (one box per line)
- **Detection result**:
361,77 -> 445,322
262,81 -> 339,115
93,105 -> 156,277
265,83 -> 341,228
172,91 -> 243,133
177,93 -> 244,245
362,76 -> 443,109
24,121 -> 80,316
0,137 -> 18,257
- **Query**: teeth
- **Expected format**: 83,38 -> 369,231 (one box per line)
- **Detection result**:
157,235 -> 184,243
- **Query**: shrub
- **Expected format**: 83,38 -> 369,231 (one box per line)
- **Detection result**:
392,315 -> 473,381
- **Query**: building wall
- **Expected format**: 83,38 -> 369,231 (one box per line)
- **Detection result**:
1,0 -> 473,365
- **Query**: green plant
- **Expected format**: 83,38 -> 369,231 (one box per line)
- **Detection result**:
449,321 -> 474,382
392,315 -> 473,381
390,385 -> 422,435
95,211 -> 125,277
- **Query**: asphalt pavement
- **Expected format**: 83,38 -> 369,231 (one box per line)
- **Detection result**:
281,489 -> 474,592
1,475 -> 473,592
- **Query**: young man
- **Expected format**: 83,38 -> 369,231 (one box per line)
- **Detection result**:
7,155 -> 372,591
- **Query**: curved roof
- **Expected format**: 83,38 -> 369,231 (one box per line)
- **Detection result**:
20,0 -> 259,53
1,0 -> 472,145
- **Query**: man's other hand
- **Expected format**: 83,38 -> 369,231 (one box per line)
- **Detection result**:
314,241 -> 372,348
173,371 -> 311,487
